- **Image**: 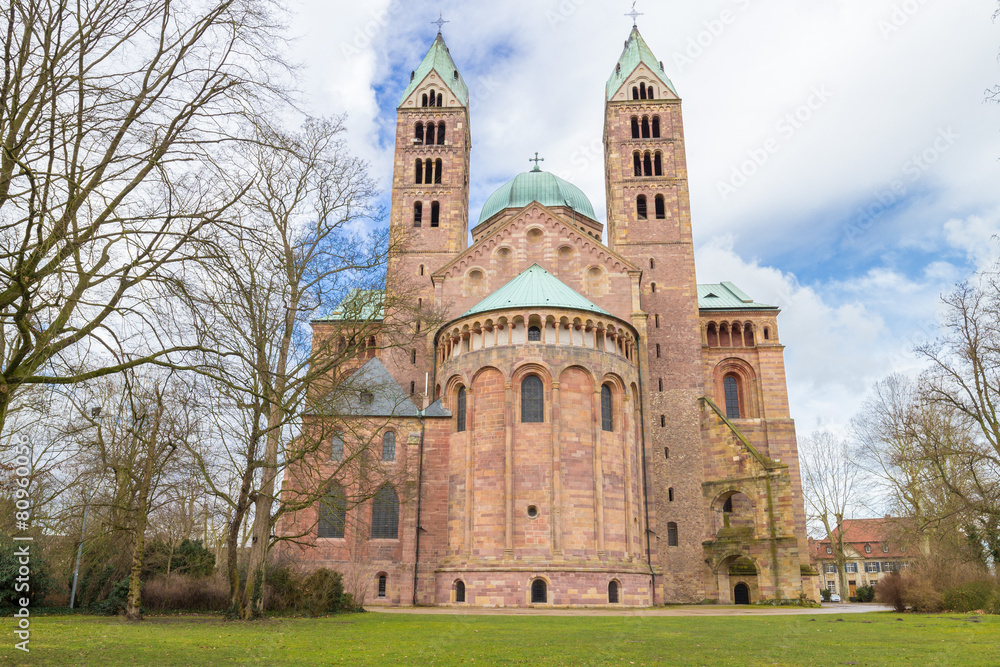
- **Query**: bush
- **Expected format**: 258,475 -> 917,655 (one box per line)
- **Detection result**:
91,578 -> 129,616
299,569 -> 345,617
855,585 -> 875,603
944,581 -> 999,613
142,574 -> 229,612
875,573 -> 906,612
143,538 -> 215,580
0,534 -> 52,608
819,588 -> 831,602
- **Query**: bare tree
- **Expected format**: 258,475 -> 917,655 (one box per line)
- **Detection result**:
169,117 -> 427,618
0,0 -> 288,434
800,431 -> 865,598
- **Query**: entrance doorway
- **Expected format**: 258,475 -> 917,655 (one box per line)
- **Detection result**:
531,579 -> 547,604
734,583 -> 750,605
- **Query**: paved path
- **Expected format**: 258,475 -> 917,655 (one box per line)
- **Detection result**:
368,603 -> 886,617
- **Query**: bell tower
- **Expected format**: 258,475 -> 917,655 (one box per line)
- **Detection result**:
385,29 -> 471,396
603,26 -> 707,603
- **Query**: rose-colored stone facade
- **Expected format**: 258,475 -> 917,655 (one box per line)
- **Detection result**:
275,27 -> 819,608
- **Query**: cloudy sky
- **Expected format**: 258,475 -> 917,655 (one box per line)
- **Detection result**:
286,0 -> 1000,437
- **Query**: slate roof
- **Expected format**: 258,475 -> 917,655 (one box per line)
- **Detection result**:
697,282 -> 777,311
463,264 -> 610,318
398,33 -> 469,107
476,169 -> 597,225
606,27 -> 678,101
326,357 -> 419,417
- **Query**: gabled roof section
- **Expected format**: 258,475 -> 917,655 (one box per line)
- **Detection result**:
325,357 -> 420,417
698,282 -> 777,311
606,27 -> 678,101
314,289 -> 384,323
399,33 -> 469,107
463,264 -> 610,318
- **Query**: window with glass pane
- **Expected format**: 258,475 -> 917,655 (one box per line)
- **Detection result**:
456,387 -> 467,432
331,433 -> 344,461
318,484 -> 346,538
528,326 -> 541,342
371,486 -> 399,539
724,376 -> 741,419
381,431 -> 396,461
521,376 -> 544,423
601,384 -> 613,432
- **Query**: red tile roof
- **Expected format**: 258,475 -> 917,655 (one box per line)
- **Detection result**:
809,517 -> 913,560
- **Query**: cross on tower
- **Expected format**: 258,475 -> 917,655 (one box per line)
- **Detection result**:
626,2 -> 643,26
529,153 -> 544,171
432,12 -> 449,34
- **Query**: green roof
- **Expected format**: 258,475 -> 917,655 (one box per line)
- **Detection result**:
315,289 -> 384,322
476,168 -> 597,225
606,27 -> 678,101
399,33 -> 469,107
463,264 -> 610,318
698,282 -> 777,311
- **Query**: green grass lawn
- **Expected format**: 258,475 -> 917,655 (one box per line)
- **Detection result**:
4,611 -> 998,666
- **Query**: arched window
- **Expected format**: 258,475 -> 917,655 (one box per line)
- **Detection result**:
425,159 -> 434,184
425,122 -> 435,145
601,383 -> 613,432
415,159 -> 423,184
641,116 -> 650,138
377,574 -> 387,597
381,431 -> 396,461
434,159 -> 442,184
655,195 -> 665,219
667,522 -> 679,547
437,93 -> 443,106
639,82 -> 647,99
431,201 -> 440,227
427,88 -> 436,106
318,483 -> 346,538
650,258 -> 655,269
608,581 -> 620,604
421,93 -> 428,107
647,87 -> 655,100
371,486 -> 399,539
521,375 -> 544,423
643,152 -> 653,176
631,117 -> 640,138
654,152 -> 663,176
455,580 -> 466,603
528,326 -> 541,342
633,151 -> 642,177
415,122 -> 424,144
632,86 -> 639,100
419,264 -> 425,276
531,579 -> 547,604
456,387 -> 467,432
331,432 -> 344,461
652,116 -> 661,138
651,282 -> 657,293
724,375 -> 741,419
668,487 -> 674,501
636,195 -> 647,220
437,121 -> 446,145
764,327 -> 770,341
413,201 -> 422,227
744,326 -> 755,347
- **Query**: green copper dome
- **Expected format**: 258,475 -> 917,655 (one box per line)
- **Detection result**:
477,168 -> 597,225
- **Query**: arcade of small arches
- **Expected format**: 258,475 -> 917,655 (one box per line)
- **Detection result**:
420,86 -> 445,107
630,115 -> 662,139
633,150 -> 664,177
636,194 -> 666,220
631,81 -> 658,100
413,200 -> 441,228
414,120 -> 446,145
435,311 -> 640,365
703,320 -> 776,348
448,577 -> 626,605
415,158 -> 443,185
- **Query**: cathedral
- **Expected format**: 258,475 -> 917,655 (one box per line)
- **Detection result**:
276,22 -> 819,607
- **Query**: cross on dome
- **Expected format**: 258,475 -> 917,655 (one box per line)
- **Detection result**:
432,12 -> 449,34
529,152 -> 545,171
626,1 -> 643,26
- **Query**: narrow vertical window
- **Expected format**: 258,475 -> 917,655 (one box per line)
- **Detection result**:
413,201 -> 422,227
652,116 -> 661,138
632,86 -> 639,100
371,486 -> 399,539
660,415 -> 665,427
437,93 -> 443,107
456,387 -> 467,432
655,195 -> 665,219
636,195 -> 647,220
381,431 -> 396,461
425,159 -> 433,184
633,152 -> 642,177
655,314 -> 660,328
378,574 -> 387,597
455,580 -> 466,603
425,122 -> 435,145
419,264 -> 425,276
421,93 -> 428,107
655,343 -> 661,358
668,487 -> 674,502
318,483 -> 346,538
631,117 -> 640,138
643,152 -> 652,176
639,82 -> 647,99
431,201 -> 440,227
608,581 -> 620,604
658,378 -> 663,392
651,282 -> 657,293
521,376 -> 544,423
724,375 -> 741,419
428,88 -> 436,106
331,432 -> 344,461
410,381 -> 415,393
411,349 -> 417,365
641,116 -> 650,138
437,121 -> 446,144
654,152 -> 663,176
415,159 -> 423,184
667,522 -> 679,547
415,122 -> 424,144
434,159 -> 442,184
601,383 -> 613,432
650,258 -> 655,269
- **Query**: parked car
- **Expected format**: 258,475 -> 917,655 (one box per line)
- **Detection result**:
830,593 -> 841,603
